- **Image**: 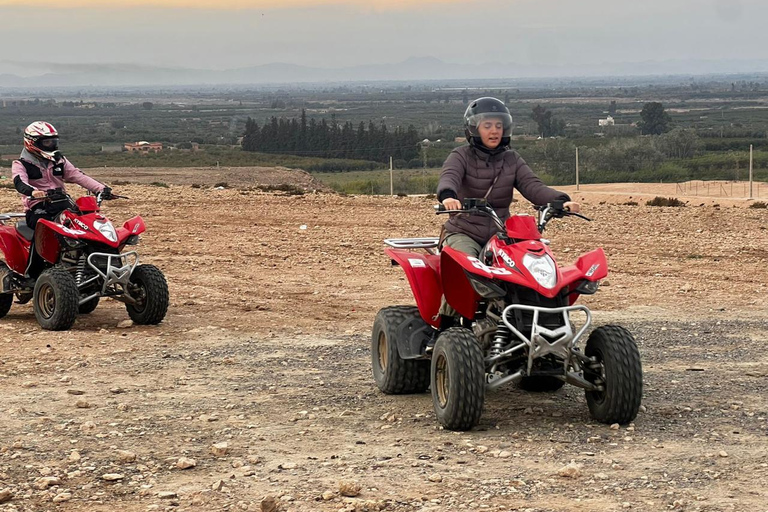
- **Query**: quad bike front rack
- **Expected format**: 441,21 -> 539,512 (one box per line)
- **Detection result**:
77,251 -> 139,305
486,304 -> 596,391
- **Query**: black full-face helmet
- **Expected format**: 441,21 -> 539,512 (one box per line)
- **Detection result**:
463,97 -> 513,148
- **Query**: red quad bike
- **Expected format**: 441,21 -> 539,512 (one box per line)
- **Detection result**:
372,198 -> 642,431
0,189 -> 169,331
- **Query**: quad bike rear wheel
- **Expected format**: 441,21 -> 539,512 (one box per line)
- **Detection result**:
371,306 -> 430,394
33,267 -> 79,331
518,375 -> 565,392
0,263 -> 13,319
584,325 -> 642,424
78,296 -> 100,315
431,327 -> 485,431
126,264 -> 169,325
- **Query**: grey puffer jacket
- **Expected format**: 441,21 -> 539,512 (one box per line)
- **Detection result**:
437,145 -> 570,245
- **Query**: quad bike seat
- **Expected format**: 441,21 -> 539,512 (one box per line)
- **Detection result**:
15,220 -> 34,242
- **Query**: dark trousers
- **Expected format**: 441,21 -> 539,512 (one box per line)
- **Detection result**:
25,203 -> 66,229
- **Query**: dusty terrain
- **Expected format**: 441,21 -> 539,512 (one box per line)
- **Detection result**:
0,167 -> 766,512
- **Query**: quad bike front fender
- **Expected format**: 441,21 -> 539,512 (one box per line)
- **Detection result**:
560,248 -> 608,288
385,248 -> 442,328
0,226 -> 30,274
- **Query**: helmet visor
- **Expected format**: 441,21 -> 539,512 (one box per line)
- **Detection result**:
466,113 -> 513,137
38,137 -> 59,151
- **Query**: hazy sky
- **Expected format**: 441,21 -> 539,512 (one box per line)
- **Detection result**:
1,0 -> 766,75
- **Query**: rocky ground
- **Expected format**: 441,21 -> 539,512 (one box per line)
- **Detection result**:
0,168 -> 766,512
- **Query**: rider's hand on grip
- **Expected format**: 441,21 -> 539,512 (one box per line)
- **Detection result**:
442,198 -> 462,211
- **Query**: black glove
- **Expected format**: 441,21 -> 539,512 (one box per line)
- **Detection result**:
101,186 -> 114,200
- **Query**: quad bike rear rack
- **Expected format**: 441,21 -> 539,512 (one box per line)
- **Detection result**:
384,237 -> 440,249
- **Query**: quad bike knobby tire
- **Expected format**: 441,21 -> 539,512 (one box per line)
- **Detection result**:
33,266 -> 79,331
431,327 -> 485,431
78,296 -> 100,315
371,306 -> 430,394
584,325 -> 643,424
0,263 -> 13,319
126,264 -> 169,325
518,375 -> 565,392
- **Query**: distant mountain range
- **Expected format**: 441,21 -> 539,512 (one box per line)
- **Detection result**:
2,57 -> 768,88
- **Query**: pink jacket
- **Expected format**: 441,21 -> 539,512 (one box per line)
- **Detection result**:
11,153 -> 105,211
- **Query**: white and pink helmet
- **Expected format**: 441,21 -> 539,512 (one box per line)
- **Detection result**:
23,121 -> 60,161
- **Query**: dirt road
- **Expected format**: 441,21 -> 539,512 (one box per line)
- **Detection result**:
0,169 -> 766,511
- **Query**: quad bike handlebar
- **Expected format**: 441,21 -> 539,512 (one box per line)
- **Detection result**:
42,188 -> 128,212
436,197 -> 590,234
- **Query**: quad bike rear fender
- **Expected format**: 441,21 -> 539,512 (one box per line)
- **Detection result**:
0,226 -> 30,274
385,248 -> 442,328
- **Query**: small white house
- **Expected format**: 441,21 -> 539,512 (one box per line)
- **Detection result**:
598,116 -> 615,127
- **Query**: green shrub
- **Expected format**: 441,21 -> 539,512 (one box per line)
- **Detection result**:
149,181 -> 169,188
748,201 -> 767,209
646,196 -> 685,207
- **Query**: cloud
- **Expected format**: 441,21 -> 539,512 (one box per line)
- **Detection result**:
0,0 -> 466,9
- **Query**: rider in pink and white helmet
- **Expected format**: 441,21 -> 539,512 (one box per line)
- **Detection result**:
23,121 -> 60,161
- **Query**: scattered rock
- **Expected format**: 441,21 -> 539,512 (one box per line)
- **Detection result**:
68,450 -> 81,462
321,491 -> 335,501
75,400 -> 91,409
67,389 -> 85,395
0,489 -> 12,503
261,495 -> 281,512
211,442 -> 229,457
557,462 -> 582,478
719,451 -> 729,458
610,423 -> 620,430
339,480 -> 362,497
176,457 -> 197,469
116,450 -> 137,463
278,461 -> 297,470
428,473 -> 443,483
101,473 -> 124,481
158,491 -> 178,499
32,476 -> 61,490
211,479 -> 225,491
498,450 -> 512,458
52,493 -> 72,503
117,319 -> 134,328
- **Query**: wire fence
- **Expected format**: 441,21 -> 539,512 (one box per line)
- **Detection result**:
674,180 -> 763,198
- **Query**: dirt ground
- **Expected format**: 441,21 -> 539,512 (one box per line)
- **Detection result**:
0,167 -> 766,512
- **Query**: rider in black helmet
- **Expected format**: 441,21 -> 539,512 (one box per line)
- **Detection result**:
463,96 -> 514,155
435,97 -> 580,323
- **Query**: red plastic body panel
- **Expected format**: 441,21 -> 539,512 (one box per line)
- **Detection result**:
76,196 -> 99,213
0,226 -> 31,274
439,247 -> 484,320
123,216 -> 146,236
386,248 -> 442,328
505,215 -> 541,240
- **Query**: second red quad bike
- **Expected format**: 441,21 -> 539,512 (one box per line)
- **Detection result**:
0,189 -> 169,331
372,199 -> 642,431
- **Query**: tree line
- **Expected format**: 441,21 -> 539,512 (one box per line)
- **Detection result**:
241,110 -> 421,163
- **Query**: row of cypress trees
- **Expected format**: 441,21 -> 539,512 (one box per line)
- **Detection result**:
241,110 -> 421,163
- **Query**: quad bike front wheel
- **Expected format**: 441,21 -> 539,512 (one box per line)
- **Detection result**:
371,306 -> 430,394
584,325 -> 642,424
431,327 -> 485,431
126,264 -> 169,325
33,267 -> 79,331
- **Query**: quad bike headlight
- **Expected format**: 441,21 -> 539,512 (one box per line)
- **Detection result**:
522,253 -> 557,289
93,219 -> 118,243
